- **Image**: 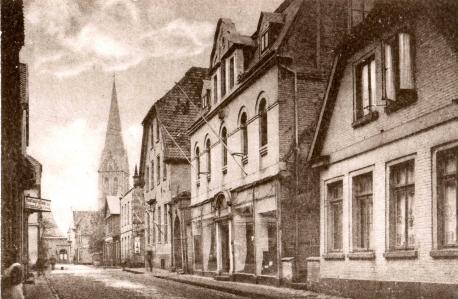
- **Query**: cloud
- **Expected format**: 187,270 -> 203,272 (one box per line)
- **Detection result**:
24,0 -> 213,77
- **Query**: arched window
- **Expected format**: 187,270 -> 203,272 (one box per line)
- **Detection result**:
240,112 -> 248,156
221,127 -> 228,168
195,146 -> 200,178
259,98 -> 268,147
206,138 -> 211,181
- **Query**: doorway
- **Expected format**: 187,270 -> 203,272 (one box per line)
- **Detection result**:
220,221 -> 230,273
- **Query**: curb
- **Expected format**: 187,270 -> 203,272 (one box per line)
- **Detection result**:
122,268 -> 145,274
152,275 -> 293,299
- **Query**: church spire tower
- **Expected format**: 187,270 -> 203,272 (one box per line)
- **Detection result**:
98,75 -> 129,210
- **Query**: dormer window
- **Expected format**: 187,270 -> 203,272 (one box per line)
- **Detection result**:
384,32 -> 416,112
356,55 -> 376,119
261,30 -> 269,53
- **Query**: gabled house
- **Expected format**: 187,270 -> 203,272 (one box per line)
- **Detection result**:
139,67 -> 208,271
187,0 -> 348,284
72,211 -> 99,264
103,196 -> 121,266
308,1 -> 458,297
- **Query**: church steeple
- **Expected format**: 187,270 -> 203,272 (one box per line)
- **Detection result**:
97,75 -> 129,210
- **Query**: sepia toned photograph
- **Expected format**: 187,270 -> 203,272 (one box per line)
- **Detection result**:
1,0 -> 457,298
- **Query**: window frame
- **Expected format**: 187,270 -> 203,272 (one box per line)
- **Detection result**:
213,73 -> 218,104
351,171 -> 373,252
206,138 -> 211,181
355,54 -> 376,120
156,155 -> 161,185
326,179 -> 344,253
387,158 -> 416,252
240,111 -> 248,164
383,31 -> 417,113
150,160 -> 154,190
258,98 -> 268,149
221,126 -> 228,173
260,30 -> 269,53
229,56 -> 235,89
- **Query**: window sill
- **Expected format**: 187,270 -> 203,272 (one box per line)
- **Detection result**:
352,111 -> 379,128
259,145 -> 268,157
347,251 -> 375,260
384,90 -> 417,114
323,252 -> 345,260
383,250 -> 417,260
430,249 -> 458,259
242,155 -> 248,165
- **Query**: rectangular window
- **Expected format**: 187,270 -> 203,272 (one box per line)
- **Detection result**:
352,173 -> 373,250
145,166 -> 149,190
163,159 -> 167,181
221,59 -> 226,97
146,213 -> 150,245
389,160 -> 415,250
156,118 -> 160,142
327,181 -> 343,251
356,56 -> 376,119
213,74 -> 218,104
384,32 -> 415,108
151,161 -> 154,189
152,207 -> 156,244
157,156 -> 160,185
158,206 -> 162,243
150,124 -> 154,147
164,205 -> 168,243
261,31 -> 269,53
437,146 -> 458,247
229,57 -> 235,89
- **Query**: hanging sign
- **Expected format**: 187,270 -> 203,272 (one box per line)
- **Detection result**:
25,196 -> 51,212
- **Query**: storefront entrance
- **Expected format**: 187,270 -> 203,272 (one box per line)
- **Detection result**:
219,221 -> 230,273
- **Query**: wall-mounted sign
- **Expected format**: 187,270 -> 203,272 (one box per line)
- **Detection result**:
25,196 -> 51,212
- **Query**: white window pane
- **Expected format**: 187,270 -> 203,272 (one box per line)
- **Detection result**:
362,64 -> 370,115
396,192 -> 406,247
384,44 -> 396,100
399,33 -> 414,89
370,59 -> 376,108
444,180 -> 457,245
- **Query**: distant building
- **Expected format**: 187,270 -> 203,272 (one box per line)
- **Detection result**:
98,76 -> 129,266
41,212 -> 71,264
120,167 -> 145,266
139,67 -> 207,271
308,1 -> 458,297
71,211 -> 100,264
103,196 -> 121,266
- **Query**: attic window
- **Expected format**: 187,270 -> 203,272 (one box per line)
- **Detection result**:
261,30 -> 269,53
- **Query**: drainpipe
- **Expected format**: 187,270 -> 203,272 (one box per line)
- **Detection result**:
279,64 -> 299,281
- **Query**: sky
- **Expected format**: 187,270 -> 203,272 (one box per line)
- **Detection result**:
23,0 -> 283,235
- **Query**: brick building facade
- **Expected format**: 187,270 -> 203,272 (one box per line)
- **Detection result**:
188,0 -> 347,284
308,1 -> 458,297
139,67 -> 207,271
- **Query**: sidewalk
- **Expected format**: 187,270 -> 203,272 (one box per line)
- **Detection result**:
23,273 -> 57,299
124,267 -> 346,299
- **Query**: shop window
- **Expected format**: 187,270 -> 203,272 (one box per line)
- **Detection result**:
257,211 -> 277,275
437,146 -> 458,248
327,181 -> 343,252
389,160 -> 415,250
234,206 -> 255,273
384,32 -> 417,113
259,99 -> 268,149
193,221 -> 203,270
203,222 -> 217,271
352,173 -> 373,250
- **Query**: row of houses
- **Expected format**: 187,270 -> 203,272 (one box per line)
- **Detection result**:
115,0 -> 457,297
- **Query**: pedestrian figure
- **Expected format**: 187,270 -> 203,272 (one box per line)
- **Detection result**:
36,257 -> 46,276
49,256 -> 57,270
146,251 -> 153,272
3,263 -> 25,299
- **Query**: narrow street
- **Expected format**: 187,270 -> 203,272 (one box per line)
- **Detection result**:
37,264 -> 247,299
